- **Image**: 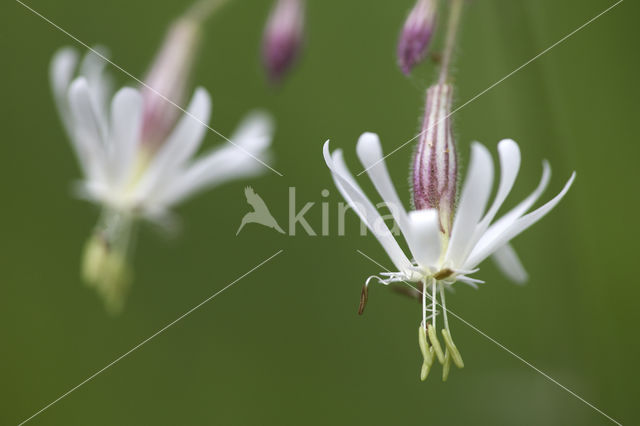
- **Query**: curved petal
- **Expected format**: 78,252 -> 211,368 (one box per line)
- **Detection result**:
471,139 -> 521,245
157,112 -> 274,206
324,141 -> 413,273
465,172 -> 576,269
79,46 -> 112,117
445,142 -> 494,267
474,160 -> 551,255
406,209 -> 441,269
356,132 -> 410,236
50,47 -> 78,134
491,243 -> 528,284
137,87 -> 211,198
68,77 -> 108,183
108,87 -> 143,187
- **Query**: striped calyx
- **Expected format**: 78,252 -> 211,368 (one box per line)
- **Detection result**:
412,83 -> 457,235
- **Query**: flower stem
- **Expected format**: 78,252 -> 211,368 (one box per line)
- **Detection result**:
432,280 -> 437,330
186,0 -> 231,23
440,284 -> 450,331
438,0 -> 464,85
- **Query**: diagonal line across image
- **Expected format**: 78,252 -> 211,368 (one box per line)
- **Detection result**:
17,250 -> 284,426
356,249 -> 622,426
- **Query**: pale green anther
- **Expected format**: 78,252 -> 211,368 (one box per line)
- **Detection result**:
442,349 -> 451,381
420,360 -> 432,381
427,323 -> 445,364
442,328 -> 464,368
418,325 -> 432,365
82,230 -> 132,315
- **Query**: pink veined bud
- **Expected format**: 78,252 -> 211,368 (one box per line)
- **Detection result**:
412,83 -> 457,235
141,16 -> 202,149
397,0 -> 437,75
262,0 -> 305,84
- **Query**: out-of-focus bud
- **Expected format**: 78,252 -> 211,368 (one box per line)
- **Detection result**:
141,16 -> 203,149
262,0 -> 305,84
412,83 -> 457,235
397,0 -> 437,75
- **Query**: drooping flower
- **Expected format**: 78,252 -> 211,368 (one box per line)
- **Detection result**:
262,0 -> 305,84
50,12 -> 274,313
397,0 -> 438,75
323,83 -> 575,380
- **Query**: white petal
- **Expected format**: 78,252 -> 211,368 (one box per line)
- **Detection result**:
471,139 -> 521,245
324,141 -> 413,272
108,87 -> 143,187
356,132 -> 410,236
157,112 -> 274,206
465,172 -> 576,269
50,47 -> 78,134
445,142 -> 494,267
68,77 -> 108,183
137,87 -> 211,199
491,243 -> 528,284
229,111 -> 274,153
406,209 -> 441,269
474,160 -> 551,256
79,46 -> 112,116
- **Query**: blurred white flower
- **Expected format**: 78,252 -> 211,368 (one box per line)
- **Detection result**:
323,132 -> 574,379
50,35 -> 273,312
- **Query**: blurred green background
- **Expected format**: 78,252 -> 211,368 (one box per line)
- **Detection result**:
1,0 -> 638,424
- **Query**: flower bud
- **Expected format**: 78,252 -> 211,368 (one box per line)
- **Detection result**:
412,83 -> 457,235
397,0 -> 437,75
140,16 -> 202,148
262,0 -> 305,84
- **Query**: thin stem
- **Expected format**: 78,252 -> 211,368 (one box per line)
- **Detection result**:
186,0 -> 231,23
440,284 -> 450,331
431,280 -> 437,330
438,0 -> 464,85
422,280 -> 427,329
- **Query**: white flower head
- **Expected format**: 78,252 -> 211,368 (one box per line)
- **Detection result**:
323,84 -> 575,380
50,15 -> 274,313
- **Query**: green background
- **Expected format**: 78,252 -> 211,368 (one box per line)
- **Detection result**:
1,0 -> 638,424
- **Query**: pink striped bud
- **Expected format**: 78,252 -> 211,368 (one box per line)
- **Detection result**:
397,0 -> 437,75
412,83 -> 457,235
262,0 -> 305,84
140,15 -> 202,148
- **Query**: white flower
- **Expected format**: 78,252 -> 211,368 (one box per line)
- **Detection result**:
51,48 -> 273,222
50,47 -> 274,313
323,132 -> 575,380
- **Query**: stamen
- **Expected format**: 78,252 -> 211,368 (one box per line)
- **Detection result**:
358,283 -> 368,315
442,349 -> 451,381
434,268 -> 454,280
418,325 -> 432,366
442,328 -> 464,368
427,323 -> 445,364
421,358 -> 433,381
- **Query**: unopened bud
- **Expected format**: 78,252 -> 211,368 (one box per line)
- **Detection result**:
397,0 -> 437,75
412,83 -> 457,235
262,0 -> 305,84
141,0 -> 229,148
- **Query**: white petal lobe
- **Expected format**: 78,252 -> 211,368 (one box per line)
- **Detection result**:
324,142 -> 413,273
356,132 -> 410,236
446,142 -> 494,267
407,209 -> 442,269
491,243 -> 528,284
